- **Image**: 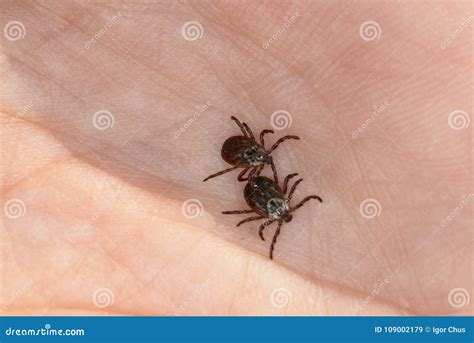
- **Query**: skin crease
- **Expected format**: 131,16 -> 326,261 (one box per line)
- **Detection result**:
0,0 -> 472,316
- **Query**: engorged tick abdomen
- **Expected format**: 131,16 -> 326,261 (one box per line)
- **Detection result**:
244,176 -> 285,217
221,136 -> 256,166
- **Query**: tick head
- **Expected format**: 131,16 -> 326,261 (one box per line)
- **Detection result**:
283,213 -> 293,223
263,154 -> 273,164
267,198 -> 290,220
243,145 -> 267,166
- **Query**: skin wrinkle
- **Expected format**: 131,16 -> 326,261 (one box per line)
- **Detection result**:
1,0 -> 472,318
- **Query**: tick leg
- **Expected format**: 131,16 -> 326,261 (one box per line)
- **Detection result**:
269,220 -> 283,260
290,195 -> 323,212
268,135 -> 300,153
203,166 -> 239,181
258,219 -> 275,241
282,173 -> 298,194
247,165 -> 264,180
222,209 -> 254,215
231,116 -> 249,137
236,216 -> 265,227
259,129 -> 274,147
242,122 -> 255,140
237,168 -> 251,181
288,178 -> 303,200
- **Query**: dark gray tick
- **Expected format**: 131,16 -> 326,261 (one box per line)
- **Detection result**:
203,116 -> 299,184
222,174 -> 323,259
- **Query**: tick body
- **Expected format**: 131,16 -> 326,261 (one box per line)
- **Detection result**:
222,174 -> 323,259
203,116 -> 299,184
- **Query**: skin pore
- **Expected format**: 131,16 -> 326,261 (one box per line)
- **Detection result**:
1,1 -> 472,315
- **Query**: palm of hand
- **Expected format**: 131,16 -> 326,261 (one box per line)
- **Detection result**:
1,1 -> 472,315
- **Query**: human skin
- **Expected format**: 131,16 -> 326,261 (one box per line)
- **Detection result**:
0,0 -> 472,315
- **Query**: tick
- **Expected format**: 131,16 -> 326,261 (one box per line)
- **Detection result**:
203,116 -> 299,184
222,174 -> 323,259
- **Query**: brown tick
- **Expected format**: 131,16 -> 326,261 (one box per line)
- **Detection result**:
222,174 -> 323,259
203,116 -> 299,184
